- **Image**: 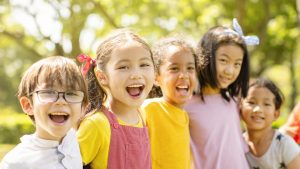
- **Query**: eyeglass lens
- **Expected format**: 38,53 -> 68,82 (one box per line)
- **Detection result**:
36,90 -> 84,103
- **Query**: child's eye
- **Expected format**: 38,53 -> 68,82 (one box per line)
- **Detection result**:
65,91 -> 78,96
264,103 -> 272,106
188,66 -> 195,71
141,63 -> 151,67
234,62 -> 242,68
218,58 -> 227,64
169,67 -> 178,71
117,66 -> 129,70
246,101 -> 255,105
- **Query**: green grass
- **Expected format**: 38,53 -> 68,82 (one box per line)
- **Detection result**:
0,144 -> 15,160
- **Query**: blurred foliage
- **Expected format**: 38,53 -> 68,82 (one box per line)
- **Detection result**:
0,0 -> 299,115
0,108 -> 34,144
272,116 -> 288,130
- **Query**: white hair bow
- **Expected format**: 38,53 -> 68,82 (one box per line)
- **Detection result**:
232,18 -> 259,45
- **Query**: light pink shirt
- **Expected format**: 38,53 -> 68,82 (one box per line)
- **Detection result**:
184,94 -> 249,169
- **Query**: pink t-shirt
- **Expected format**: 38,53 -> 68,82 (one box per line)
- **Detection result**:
184,94 -> 249,169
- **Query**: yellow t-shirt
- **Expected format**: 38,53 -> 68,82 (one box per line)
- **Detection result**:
76,111 -> 143,169
141,98 -> 190,169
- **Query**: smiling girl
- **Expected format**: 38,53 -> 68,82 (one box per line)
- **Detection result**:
141,37 -> 198,169
77,29 -> 155,169
184,19 -> 259,169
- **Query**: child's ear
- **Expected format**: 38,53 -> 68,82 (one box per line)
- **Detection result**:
19,96 -> 33,116
154,73 -> 161,87
96,70 -> 108,86
274,110 -> 280,120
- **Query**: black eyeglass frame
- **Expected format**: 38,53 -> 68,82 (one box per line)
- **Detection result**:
29,90 -> 84,103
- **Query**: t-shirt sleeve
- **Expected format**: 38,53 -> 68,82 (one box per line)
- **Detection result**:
77,117 -> 102,165
0,145 -> 29,169
282,133 -> 300,165
140,99 -> 155,126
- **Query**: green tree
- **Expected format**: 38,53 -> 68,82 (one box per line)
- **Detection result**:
0,0 -> 298,113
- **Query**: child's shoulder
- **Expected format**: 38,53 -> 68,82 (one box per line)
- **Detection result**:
0,141 -> 32,168
272,130 -> 300,155
273,130 -> 298,145
82,110 -> 108,122
272,130 -> 300,164
79,110 -> 110,131
141,98 -> 162,108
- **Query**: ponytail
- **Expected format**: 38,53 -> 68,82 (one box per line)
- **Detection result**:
77,54 -> 106,114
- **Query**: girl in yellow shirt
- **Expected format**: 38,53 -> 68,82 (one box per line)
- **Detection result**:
141,37 -> 198,169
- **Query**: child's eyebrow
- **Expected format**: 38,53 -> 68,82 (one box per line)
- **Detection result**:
219,54 -> 243,61
187,62 -> 195,65
115,59 -> 131,65
139,57 -> 152,61
263,98 -> 274,102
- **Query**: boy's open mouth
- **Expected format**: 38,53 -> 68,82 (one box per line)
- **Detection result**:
176,85 -> 189,95
126,84 -> 145,97
49,112 -> 69,123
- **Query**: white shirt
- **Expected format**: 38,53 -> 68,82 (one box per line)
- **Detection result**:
0,129 -> 82,169
246,130 -> 300,169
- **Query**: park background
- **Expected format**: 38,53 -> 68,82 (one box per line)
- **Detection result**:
0,0 -> 299,159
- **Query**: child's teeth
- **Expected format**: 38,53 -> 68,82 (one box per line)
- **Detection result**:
50,112 -> 68,116
128,84 -> 143,88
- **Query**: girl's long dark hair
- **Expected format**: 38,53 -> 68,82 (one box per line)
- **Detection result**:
197,26 -> 250,102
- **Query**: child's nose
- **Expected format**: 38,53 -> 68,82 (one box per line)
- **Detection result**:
224,65 -> 234,75
179,70 -> 188,79
253,105 -> 262,113
130,69 -> 142,79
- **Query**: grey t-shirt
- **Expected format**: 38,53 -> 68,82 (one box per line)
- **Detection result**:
246,130 -> 300,169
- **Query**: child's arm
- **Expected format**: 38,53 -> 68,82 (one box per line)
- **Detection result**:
287,155 -> 300,169
77,112 -> 111,168
77,118 -> 102,165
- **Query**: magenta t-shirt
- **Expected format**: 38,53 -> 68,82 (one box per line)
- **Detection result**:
184,94 -> 249,169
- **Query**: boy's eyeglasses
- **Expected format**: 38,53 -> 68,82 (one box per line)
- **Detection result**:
30,90 -> 84,103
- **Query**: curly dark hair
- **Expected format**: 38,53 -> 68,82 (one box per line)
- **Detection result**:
148,36 -> 199,98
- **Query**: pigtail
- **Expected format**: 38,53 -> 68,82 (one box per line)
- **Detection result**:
77,54 -> 106,114
84,64 -> 105,114
148,85 -> 163,98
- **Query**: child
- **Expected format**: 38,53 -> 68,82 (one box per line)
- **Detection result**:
0,56 -> 88,169
141,37 -> 198,169
76,29 -> 155,169
280,102 -> 300,144
184,19 -> 259,169
241,78 -> 300,168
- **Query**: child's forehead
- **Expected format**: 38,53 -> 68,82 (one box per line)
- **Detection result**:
166,45 -> 190,54
247,86 -> 275,99
36,72 -> 80,91
35,80 -> 72,91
